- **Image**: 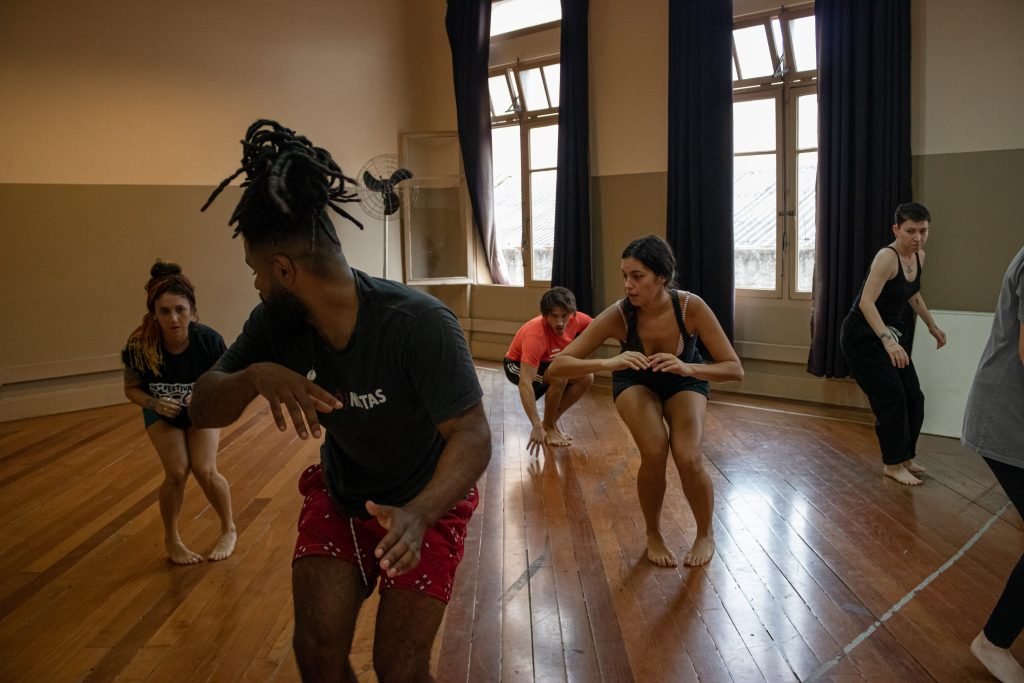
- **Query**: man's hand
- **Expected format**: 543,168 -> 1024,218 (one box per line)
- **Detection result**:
250,363 -> 342,439
528,423 -> 546,457
366,500 -> 429,577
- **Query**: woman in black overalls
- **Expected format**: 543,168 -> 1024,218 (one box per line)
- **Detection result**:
841,203 -> 947,486
548,236 -> 744,567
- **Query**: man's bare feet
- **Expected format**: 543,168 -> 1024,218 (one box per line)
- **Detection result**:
905,459 -> 927,474
683,536 -> 716,567
166,538 -> 203,565
208,529 -> 237,562
971,631 -> 1024,682
884,464 -> 923,486
544,426 -> 570,447
646,532 -> 678,567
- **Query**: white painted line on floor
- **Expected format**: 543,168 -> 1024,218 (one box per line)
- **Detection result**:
803,501 -> 1012,682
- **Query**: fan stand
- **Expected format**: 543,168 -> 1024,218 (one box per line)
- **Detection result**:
382,212 -> 390,280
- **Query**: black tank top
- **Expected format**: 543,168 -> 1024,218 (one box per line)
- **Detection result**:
851,246 -> 922,327
617,289 -> 703,363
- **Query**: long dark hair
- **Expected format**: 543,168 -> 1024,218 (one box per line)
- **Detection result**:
622,235 -> 678,289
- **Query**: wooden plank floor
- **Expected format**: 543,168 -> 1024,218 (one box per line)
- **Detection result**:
1,363 -> 1021,682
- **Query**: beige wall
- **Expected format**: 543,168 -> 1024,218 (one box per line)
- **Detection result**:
0,0 -> 455,419
909,0 -> 1024,312
911,0 -> 1024,156
470,0 -> 1022,408
4,0 -> 1022,418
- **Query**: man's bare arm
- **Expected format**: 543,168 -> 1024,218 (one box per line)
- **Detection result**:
192,364 -> 343,437
189,368 -> 261,428
367,401 -> 491,576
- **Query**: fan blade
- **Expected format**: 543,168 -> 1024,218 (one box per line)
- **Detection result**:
383,192 -> 401,215
362,170 -> 387,193
388,168 -> 413,185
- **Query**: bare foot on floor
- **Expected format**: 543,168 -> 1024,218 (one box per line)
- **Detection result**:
905,459 -> 927,474
884,464 -> 923,486
971,631 -> 1024,682
544,427 -> 570,447
208,529 -> 237,562
166,539 -> 204,565
684,536 -> 716,567
646,533 -> 678,567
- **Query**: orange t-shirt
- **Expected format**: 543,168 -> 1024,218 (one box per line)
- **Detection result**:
505,312 -> 593,367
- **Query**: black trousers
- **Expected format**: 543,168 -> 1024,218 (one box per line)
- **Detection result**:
841,313 -> 924,465
984,457 -> 1024,649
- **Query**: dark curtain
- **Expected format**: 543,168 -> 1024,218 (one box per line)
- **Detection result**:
550,0 -> 593,314
446,0 -> 507,284
808,0 -> 912,377
666,0 -> 735,347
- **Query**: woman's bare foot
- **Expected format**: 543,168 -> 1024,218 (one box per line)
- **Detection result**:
683,536 -> 716,566
971,631 -> 1024,682
884,464 -> 923,486
166,538 -> 203,565
646,532 -> 678,567
905,459 -> 927,474
544,427 -> 570,447
208,529 -> 237,561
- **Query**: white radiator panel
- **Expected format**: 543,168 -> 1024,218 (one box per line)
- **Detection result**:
913,310 -> 994,438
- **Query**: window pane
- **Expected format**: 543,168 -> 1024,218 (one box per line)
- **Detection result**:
734,153 -> 777,290
797,93 -> 817,150
491,0 -> 561,37
529,125 -> 558,170
543,64 -> 561,108
734,99 -> 776,153
771,18 -> 783,56
492,126 -> 523,286
489,75 -> 514,117
407,187 -> 467,281
789,16 -> 817,72
733,25 -> 773,79
530,170 -> 557,281
796,151 -> 817,292
520,68 -> 549,110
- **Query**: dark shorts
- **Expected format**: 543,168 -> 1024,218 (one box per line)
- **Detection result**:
142,408 -> 191,430
503,358 -> 552,399
612,369 -> 710,402
293,464 -> 478,604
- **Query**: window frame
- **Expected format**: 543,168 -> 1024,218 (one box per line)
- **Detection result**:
489,54 -> 561,287
732,4 -> 817,301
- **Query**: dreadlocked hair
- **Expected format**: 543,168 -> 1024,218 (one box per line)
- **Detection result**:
126,261 -> 197,377
201,120 -> 363,259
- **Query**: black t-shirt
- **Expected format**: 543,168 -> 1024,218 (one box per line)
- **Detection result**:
213,269 -> 483,517
122,322 -> 227,429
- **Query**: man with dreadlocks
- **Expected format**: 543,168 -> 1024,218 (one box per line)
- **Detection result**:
122,261 -> 235,565
190,120 -> 490,682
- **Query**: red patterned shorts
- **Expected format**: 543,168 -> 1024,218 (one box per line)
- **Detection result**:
293,464 -> 478,604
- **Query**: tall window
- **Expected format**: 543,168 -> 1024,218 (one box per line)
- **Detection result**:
489,58 -> 561,286
488,0 -> 561,286
732,8 -> 817,298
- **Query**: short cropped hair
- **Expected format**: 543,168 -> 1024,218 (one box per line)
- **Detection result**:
894,202 -> 931,226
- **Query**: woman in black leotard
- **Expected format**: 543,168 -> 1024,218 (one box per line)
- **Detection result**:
548,236 -> 743,567
841,203 -> 947,486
